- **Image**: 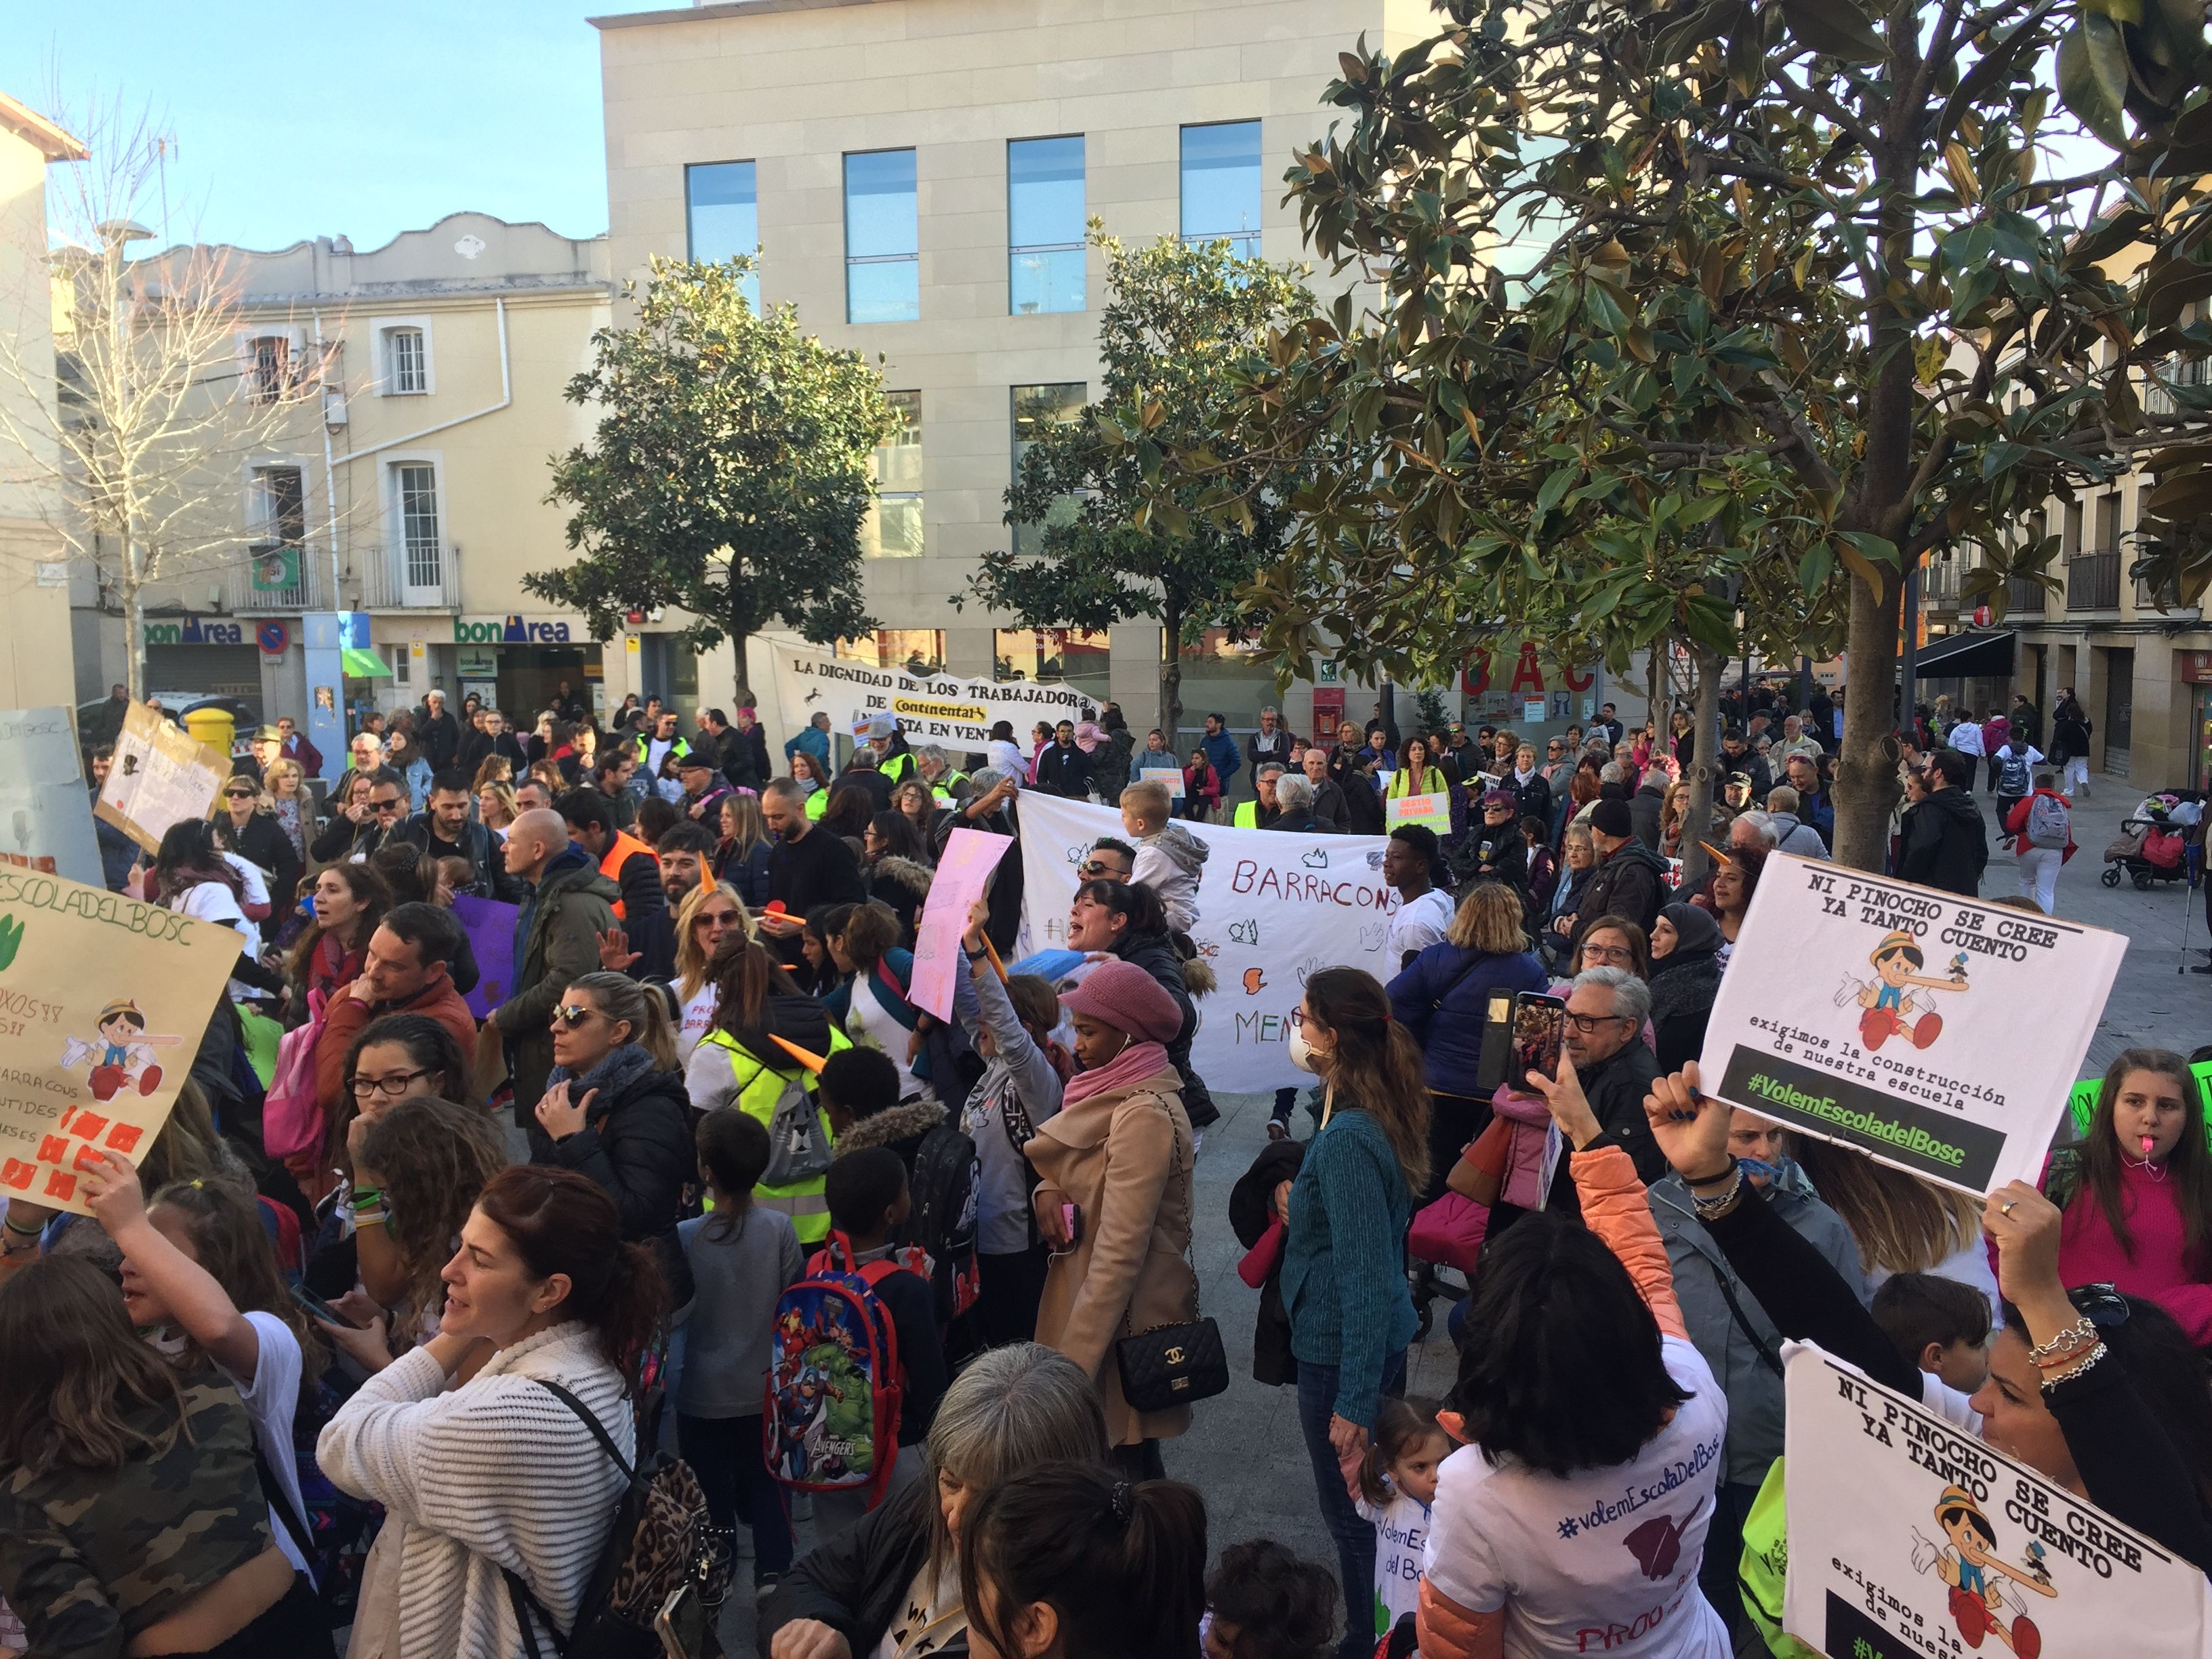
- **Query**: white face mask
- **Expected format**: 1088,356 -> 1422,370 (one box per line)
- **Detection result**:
1288,1026 -> 1330,1073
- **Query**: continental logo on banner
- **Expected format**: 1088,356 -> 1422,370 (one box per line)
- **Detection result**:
893,695 -> 988,724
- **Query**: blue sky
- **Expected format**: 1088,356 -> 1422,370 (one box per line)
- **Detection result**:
2,0 -> 636,252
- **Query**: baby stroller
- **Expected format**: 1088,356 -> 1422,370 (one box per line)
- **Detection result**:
2100,789 -> 2205,889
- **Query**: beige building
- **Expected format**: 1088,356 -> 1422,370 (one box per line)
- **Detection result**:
77,213 -> 638,725
0,92 -> 86,712
592,0 -> 1475,742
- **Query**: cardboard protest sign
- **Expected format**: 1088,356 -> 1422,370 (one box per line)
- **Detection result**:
1782,1343 -> 2212,1659
769,644 -> 1093,750
909,827 -> 1014,1019
1698,856 -> 2124,1195
450,894 -> 520,1021
0,708 -> 102,886
0,870 -> 243,1216
1016,793 -> 1394,1090
1386,792 -> 1452,832
93,701 -> 230,855
1139,765 -> 1186,798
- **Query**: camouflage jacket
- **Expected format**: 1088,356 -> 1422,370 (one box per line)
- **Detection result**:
0,1376 -> 273,1659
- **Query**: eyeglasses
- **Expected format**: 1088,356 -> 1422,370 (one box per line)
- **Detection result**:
224,789 -> 255,800
1078,859 -> 1128,879
370,798 -> 404,815
1580,944 -> 1636,966
351,1067 -> 433,1098
694,909 -> 742,930
551,1004 -> 598,1028
1565,1010 -> 1633,1034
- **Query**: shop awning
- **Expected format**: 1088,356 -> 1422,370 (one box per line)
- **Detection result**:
1912,629 -> 2014,679
340,647 -> 392,678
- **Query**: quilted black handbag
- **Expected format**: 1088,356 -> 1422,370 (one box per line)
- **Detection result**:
1111,1109 -> 1228,1414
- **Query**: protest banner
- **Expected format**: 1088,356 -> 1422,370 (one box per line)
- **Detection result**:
1139,765 -> 1186,799
909,827 -> 1014,1019
1015,793 -> 1395,1090
1386,792 -> 1452,832
0,708 -> 102,886
93,701 -> 230,854
451,894 -> 520,1021
769,644 -> 1094,752
1781,1342 -> 2211,1659
0,869 -> 243,1216
1697,855 -> 2124,1195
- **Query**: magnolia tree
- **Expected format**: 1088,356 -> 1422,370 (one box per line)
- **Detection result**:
1143,0 -> 2207,869
528,257 -> 902,701
963,228 -> 1313,736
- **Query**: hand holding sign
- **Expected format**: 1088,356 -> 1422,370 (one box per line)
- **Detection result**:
1642,1064 -> 1736,1185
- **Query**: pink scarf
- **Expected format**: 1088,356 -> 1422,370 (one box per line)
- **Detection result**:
1061,1039 -> 1172,1109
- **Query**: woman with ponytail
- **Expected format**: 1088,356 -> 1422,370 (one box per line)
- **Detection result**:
527,970 -> 697,1305
960,1460 -> 1209,1659
319,1165 -> 668,1659
1277,966 -> 1430,1659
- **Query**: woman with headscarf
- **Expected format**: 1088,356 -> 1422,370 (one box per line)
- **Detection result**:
1647,901 -> 1724,1073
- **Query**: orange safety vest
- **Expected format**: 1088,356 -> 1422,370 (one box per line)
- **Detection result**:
598,829 -> 656,920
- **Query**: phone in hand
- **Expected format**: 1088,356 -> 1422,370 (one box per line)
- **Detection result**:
291,1282 -> 363,1330
1475,991 -> 1517,1093
655,1583 -> 708,1658
1060,1203 -> 1082,1245
1509,991 -> 1568,1090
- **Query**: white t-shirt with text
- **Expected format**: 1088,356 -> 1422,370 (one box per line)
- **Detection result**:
1387,887 -> 1457,968
1355,1483 -> 1433,1639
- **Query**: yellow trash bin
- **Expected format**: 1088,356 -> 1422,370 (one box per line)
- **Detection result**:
181,706 -> 237,758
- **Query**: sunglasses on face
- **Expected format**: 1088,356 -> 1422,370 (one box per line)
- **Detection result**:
1078,859 -> 1126,878
224,789 -> 255,800
370,798 -> 403,814
550,1004 -> 598,1029
694,909 -> 741,930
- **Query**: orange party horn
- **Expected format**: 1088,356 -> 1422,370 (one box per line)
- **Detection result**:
768,1033 -> 828,1073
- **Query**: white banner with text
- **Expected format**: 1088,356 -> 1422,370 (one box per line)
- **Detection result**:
769,644 -> 1096,751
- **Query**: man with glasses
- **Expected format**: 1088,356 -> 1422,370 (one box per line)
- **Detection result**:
273,714 -> 323,777
312,902 -> 476,1118
1531,965 -> 1664,1221
334,730 -> 386,800
311,766 -> 425,864
1078,839 -> 1136,882
489,807 -> 620,1118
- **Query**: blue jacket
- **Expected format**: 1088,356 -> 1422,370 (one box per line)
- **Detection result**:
1280,1105 -> 1418,1429
784,724 -> 830,769
1387,943 -> 1550,1095
1201,729 -> 1241,785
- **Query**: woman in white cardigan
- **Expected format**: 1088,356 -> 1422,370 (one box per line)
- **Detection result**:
319,1164 -> 666,1659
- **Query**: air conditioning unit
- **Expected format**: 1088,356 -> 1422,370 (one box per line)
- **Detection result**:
323,387 -> 348,428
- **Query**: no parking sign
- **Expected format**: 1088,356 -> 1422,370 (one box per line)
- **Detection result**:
256,621 -> 290,659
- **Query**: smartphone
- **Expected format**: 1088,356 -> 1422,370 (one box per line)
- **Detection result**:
1474,991 -> 1517,1093
291,1282 -> 362,1330
655,1583 -> 709,1659
1060,1203 -> 1083,1244
1509,991 -> 1568,1090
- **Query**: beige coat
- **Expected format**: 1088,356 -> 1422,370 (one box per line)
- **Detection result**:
1025,1065 -> 1198,1447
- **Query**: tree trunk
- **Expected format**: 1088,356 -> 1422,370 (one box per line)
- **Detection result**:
1646,636 -> 1664,729
729,613 -> 752,706
1680,642 -> 1723,890
1834,570 -> 1902,870
122,532 -> 144,703
1158,600 -> 1184,741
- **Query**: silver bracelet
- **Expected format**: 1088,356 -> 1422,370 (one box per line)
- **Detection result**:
1689,1162 -> 1746,1221
2039,1340 -> 2108,1393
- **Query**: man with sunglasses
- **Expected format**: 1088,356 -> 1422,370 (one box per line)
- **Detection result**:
1078,839 -> 1136,882
310,766 -> 426,864
312,902 -> 476,1119
489,807 -> 621,1118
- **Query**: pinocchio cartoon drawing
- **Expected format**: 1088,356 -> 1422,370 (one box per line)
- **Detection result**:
60,1000 -> 182,1101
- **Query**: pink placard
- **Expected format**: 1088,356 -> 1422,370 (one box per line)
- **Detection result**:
909,827 -> 1013,1019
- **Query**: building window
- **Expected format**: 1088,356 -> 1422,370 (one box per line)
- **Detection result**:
252,464 -> 307,545
995,628 -> 1110,699
845,149 -> 919,324
1008,136 -> 1085,315
686,161 -> 760,311
1010,382 -> 1086,555
386,327 -> 428,394
1180,121 -> 1262,258
863,391 -> 923,558
394,462 -> 443,588
246,335 -> 293,403
837,631 -> 944,674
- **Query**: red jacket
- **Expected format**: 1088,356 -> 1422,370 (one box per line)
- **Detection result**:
1185,762 -> 1221,810
2003,787 -> 2077,861
313,973 -> 480,1122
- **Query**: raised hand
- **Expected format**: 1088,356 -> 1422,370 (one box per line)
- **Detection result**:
1642,1063 -> 1734,1185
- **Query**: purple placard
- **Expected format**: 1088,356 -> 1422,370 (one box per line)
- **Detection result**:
909,827 -> 1013,1020
451,893 -> 520,1021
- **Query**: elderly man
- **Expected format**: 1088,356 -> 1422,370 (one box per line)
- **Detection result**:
915,743 -> 968,804
1246,705 -> 1292,773
1525,966 -> 1665,1221
335,729 -> 386,798
1263,772 -> 1330,833
1234,762 -> 1287,828
1558,797 -> 1668,947
1781,754 -> 1834,848
856,711 -> 916,786
490,807 -> 620,1123
1760,785 -> 1830,859
1300,745 -> 1352,832
416,689 -> 460,771
1774,715 -> 1824,770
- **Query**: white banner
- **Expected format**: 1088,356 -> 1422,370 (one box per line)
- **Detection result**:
1782,1343 -> 2211,1659
1697,855 -> 2125,1196
1013,793 -> 1397,1092
768,644 -> 1095,751
0,709 -> 102,887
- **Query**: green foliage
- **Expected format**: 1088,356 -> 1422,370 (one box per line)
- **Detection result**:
962,227 -> 1314,731
527,258 -> 901,688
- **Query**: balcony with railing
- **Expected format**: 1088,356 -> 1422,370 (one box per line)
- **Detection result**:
222,544 -> 323,613
2066,549 -> 2121,613
2134,569 -> 2203,617
359,541 -> 464,610
1923,556 -> 1963,607
2006,576 -> 2047,615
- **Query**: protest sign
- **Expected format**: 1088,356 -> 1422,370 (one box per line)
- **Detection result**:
769,644 -> 1093,751
909,827 -> 1014,1019
93,701 -> 230,854
1015,793 -> 1395,1090
1386,792 -> 1452,832
1781,1342 -> 2211,1659
451,894 -> 520,1021
1697,855 -> 2124,1195
0,869 -> 243,1216
0,708 -> 102,886
1139,765 -> 1186,799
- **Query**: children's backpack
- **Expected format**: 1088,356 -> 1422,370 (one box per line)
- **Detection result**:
1997,747 -> 2032,797
764,1232 -> 906,1509
2024,792 -> 2071,850
503,1380 -> 724,1659
906,1123 -> 981,1325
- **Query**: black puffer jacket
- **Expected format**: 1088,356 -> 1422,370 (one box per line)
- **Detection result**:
763,1480 -> 956,1656
532,1063 -> 696,1305
1229,1137 -> 1307,1386
1898,785 -> 1988,897
1111,927 -> 1217,1129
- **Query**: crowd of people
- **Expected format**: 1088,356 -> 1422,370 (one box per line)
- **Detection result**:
1,676 -> 2205,1659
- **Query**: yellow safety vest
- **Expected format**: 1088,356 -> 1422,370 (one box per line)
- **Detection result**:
696,1025 -> 851,1243
881,751 -> 916,785
930,768 -> 968,805
1234,800 -> 1260,827
804,787 -> 827,821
